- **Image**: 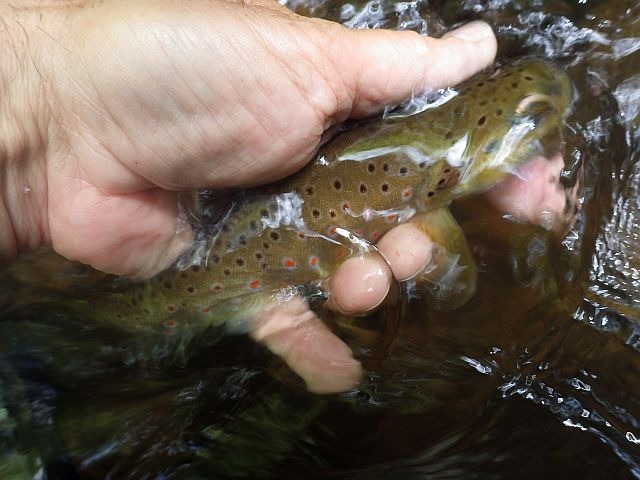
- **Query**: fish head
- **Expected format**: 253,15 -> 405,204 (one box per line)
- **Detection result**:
445,58 -> 574,198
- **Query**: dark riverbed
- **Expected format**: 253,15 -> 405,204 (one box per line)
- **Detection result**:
2,0 -> 640,478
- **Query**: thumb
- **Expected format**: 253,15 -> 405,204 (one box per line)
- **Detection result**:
336,21 -> 497,117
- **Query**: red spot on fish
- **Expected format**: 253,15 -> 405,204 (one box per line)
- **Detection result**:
386,213 -> 398,222
354,229 -> 362,236
248,279 -> 261,289
211,283 -> 223,292
282,258 -> 296,269
165,319 -> 176,327
166,304 -> 177,313
335,249 -> 345,259
201,306 -> 211,313
371,231 -> 381,241
328,226 -> 338,238
298,231 -> 306,239
402,187 -> 413,200
309,255 -> 319,268
342,201 -> 350,211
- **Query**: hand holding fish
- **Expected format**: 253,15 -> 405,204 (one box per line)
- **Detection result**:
0,0 -> 495,278
0,8 -> 495,305
1,1 -> 574,394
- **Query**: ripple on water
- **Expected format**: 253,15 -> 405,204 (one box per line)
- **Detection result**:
2,0 -> 640,478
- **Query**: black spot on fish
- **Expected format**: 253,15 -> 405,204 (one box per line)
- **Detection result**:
383,163 -> 389,172
367,163 -> 375,173
312,209 -> 320,219
496,109 -> 503,116
419,162 -> 427,169
144,309 -> 150,315
333,179 -> 342,190
443,168 -> 451,174
236,258 -> 245,267
305,185 -> 314,196
477,82 -> 484,87
211,253 -> 220,264
360,183 -> 367,193
263,242 -> 270,249
381,183 -> 389,193
511,82 -> 519,89
238,235 -> 247,246
270,231 -> 280,241
187,286 -> 195,294
479,100 -> 487,106
438,178 -> 446,185
427,191 -> 435,197
249,221 -> 258,231
329,210 -> 336,218
223,268 -> 231,275
255,252 -> 263,260
524,75 -> 533,81
164,281 -> 172,290
261,209 -> 269,217
478,115 -> 486,126
399,166 -> 408,175
222,224 -> 231,232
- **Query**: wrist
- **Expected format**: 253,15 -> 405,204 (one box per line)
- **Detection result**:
0,3 -> 63,259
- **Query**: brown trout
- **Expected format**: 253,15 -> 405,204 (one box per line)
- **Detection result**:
91,58 -> 573,332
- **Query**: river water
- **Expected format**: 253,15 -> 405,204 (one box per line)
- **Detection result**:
2,0 -> 640,478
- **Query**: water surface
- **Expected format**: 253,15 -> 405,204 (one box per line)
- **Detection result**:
2,0 -> 640,478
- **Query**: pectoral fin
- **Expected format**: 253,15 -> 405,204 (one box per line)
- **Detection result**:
410,208 -> 477,310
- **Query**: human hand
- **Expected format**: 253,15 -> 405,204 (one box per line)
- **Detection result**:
1,0 -> 500,392
1,0 -> 496,277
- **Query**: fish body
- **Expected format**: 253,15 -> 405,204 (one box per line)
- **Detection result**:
94,58 -> 572,330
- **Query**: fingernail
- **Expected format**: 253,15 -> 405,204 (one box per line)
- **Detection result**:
448,20 -> 494,42
377,223 -> 435,281
327,256 -> 391,315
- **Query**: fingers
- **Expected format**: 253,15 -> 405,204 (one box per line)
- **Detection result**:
326,224 -> 435,315
325,254 -> 391,315
252,226 -> 435,393
483,154 -> 579,233
377,223 -> 437,281
249,295 -> 362,394
338,21 -> 498,117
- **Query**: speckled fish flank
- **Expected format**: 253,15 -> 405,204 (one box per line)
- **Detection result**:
92,58 -> 573,330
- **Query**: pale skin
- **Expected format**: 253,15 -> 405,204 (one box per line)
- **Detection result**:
0,0 -> 570,393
